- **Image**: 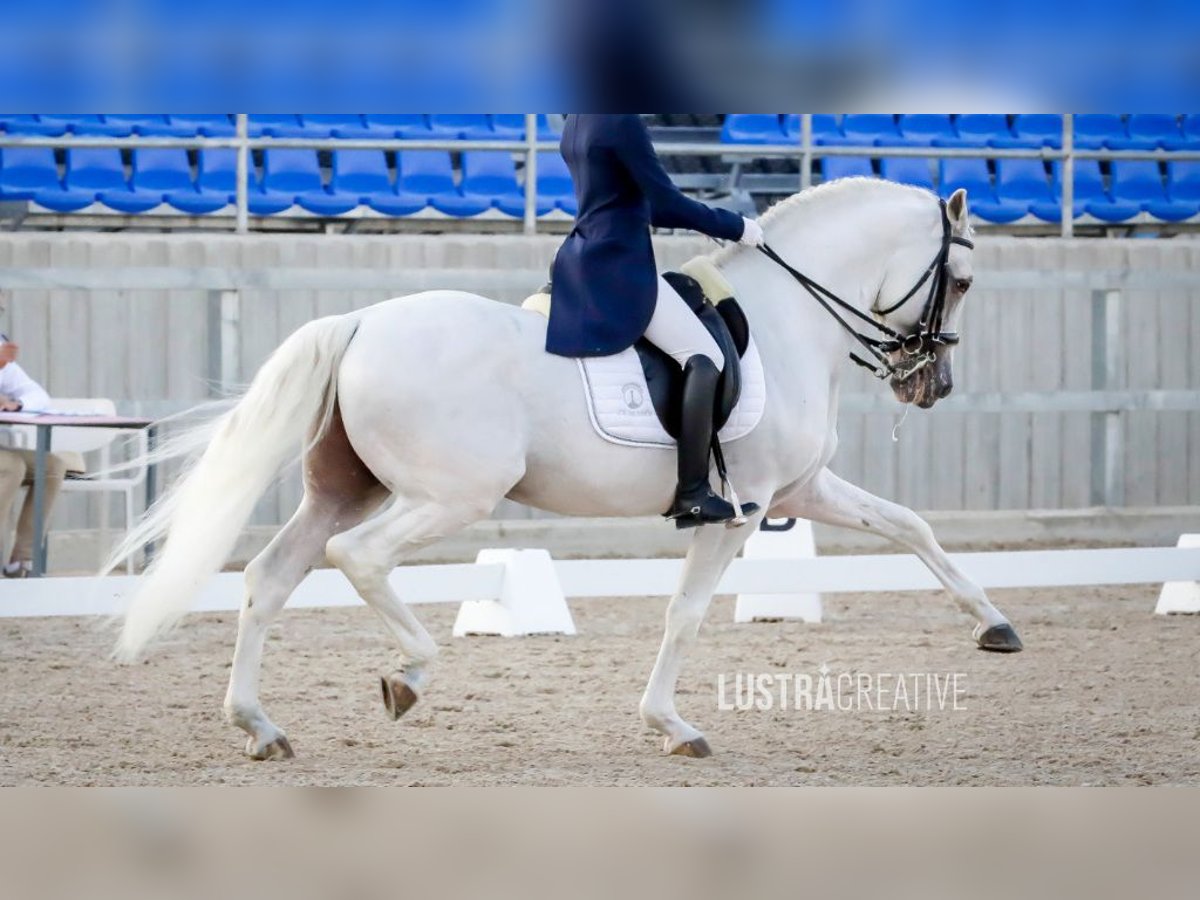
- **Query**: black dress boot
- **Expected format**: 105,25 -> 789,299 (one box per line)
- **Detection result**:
665,356 -> 757,529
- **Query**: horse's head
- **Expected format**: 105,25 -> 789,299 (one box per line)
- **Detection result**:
877,188 -> 974,409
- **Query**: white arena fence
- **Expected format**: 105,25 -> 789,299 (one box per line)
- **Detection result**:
2,526 -> 1197,630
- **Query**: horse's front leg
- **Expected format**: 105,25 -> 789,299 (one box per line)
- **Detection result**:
640,512 -> 764,757
776,468 -> 1022,652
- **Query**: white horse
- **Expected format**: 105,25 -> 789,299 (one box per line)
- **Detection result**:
113,178 -> 1021,761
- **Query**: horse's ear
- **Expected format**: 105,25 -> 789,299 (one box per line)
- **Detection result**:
946,188 -> 969,231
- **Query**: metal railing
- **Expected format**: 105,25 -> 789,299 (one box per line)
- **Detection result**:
5,114 -> 1200,237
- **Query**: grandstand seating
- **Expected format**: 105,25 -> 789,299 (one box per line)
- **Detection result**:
840,115 -> 903,145
949,115 -> 1011,147
536,151 -> 577,215
168,115 -> 236,137
102,115 -> 195,138
3,114 -> 1199,227
0,146 -> 59,199
166,149 -> 235,214
938,158 -> 1029,223
821,156 -> 874,180
880,156 -> 935,190
897,115 -> 956,145
34,147 -> 129,212
782,114 -> 841,143
721,115 -> 785,144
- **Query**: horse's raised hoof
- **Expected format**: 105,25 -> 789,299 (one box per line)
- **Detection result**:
976,623 -> 1024,653
248,735 -> 294,761
668,737 -> 713,758
381,673 -> 419,721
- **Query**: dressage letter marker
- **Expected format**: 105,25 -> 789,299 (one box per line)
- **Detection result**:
734,519 -> 823,623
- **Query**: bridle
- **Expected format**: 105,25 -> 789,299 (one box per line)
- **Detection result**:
756,197 -> 974,382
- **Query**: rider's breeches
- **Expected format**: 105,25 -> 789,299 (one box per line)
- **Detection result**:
643,276 -> 725,372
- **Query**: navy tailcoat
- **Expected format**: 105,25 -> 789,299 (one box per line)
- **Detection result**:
547,114 -> 746,358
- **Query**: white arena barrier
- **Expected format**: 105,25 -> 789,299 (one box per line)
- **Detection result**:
453,549 -> 576,636
2,543 -> 1199,634
734,519 -> 822,623
1155,534 -> 1200,614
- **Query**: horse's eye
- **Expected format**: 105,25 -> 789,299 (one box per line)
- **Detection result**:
954,278 -> 972,294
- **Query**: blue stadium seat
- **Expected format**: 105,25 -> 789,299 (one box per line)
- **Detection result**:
880,156 -> 935,190
721,115 -> 785,144
938,158 -> 1028,222
999,114 -> 1063,149
993,160 -> 1051,206
1175,115 -> 1200,148
428,115 -> 491,139
782,115 -> 842,144
1073,114 -> 1127,149
396,150 -> 490,217
490,115 -> 558,141
307,150 -> 407,216
840,115 -> 902,145
98,148 -> 191,212
0,115 -> 67,136
950,114 -> 1011,147
535,151 -> 576,214
297,115 -> 394,139
252,149 -> 324,214
168,115 -> 236,137
460,152 -> 531,216
34,147 -> 126,211
363,115 -> 433,139
994,159 -> 1055,211
897,115 -> 956,146
821,156 -> 875,180
166,149 -> 235,214
38,115 -> 132,137
0,147 -> 59,199
1113,114 -> 1183,150
102,115 -> 193,137
1162,161 -> 1200,217
1031,160 -> 1130,222
294,149 -> 381,215
1104,160 -> 1195,222
247,115 -> 302,138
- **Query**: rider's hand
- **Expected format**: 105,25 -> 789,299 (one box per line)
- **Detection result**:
738,217 -> 765,247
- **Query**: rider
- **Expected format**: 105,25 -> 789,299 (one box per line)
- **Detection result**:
547,114 -> 764,528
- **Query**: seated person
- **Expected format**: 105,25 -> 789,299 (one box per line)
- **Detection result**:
0,336 -> 65,577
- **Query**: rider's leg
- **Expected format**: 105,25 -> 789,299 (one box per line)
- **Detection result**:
643,277 -> 725,371
646,278 -> 757,528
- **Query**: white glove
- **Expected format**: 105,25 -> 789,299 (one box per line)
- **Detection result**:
738,217 -> 765,247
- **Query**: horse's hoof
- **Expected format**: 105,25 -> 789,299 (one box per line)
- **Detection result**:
976,623 -> 1024,653
668,737 -> 713,758
381,673 -> 419,721
248,735 -> 294,761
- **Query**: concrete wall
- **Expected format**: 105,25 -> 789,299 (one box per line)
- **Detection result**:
0,232 -> 1197,543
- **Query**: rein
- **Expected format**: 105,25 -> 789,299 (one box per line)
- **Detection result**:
757,197 -> 974,382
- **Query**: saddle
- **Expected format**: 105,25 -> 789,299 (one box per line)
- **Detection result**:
525,257 -> 751,441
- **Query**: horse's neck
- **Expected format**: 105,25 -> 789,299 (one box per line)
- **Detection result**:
717,203 -> 902,393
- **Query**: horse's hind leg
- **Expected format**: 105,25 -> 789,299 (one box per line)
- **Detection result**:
224,406 -> 388,760
325,495 -> 503,720
223,499 -> 343,759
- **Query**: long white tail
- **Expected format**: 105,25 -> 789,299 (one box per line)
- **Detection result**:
112,313 -> 362,661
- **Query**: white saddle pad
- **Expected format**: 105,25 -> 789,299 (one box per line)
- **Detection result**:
578,339 -> 767,448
